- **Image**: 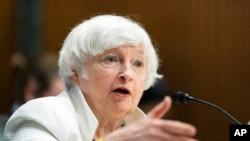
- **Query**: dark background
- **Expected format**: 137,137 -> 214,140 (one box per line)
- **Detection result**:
1,0 -> 250,140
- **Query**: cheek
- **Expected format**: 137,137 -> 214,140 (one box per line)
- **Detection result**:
91,67 -> 117,88
135,76 -> 146,97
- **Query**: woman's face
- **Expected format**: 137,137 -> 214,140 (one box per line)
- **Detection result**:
78,45 -> 146,119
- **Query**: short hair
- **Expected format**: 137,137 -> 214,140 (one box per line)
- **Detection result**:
59,14 -> 162,90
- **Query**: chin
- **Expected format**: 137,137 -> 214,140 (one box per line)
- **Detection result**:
111,104 -> 133,114
108,99 -> 136,114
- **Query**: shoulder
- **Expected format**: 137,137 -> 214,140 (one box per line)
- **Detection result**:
12,91 -> 75,121
4,91 -> 79,140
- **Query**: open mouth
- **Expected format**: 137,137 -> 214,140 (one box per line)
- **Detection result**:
112,88 -> 130,95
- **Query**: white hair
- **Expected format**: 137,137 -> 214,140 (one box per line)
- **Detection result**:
59,14 -> 162,90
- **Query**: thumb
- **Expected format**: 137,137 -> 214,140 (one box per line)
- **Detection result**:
147,96 -> 172,119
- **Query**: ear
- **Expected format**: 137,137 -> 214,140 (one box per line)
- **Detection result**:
71,69 -> 79,85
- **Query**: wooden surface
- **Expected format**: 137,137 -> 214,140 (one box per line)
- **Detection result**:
0,0 -> 14,115
1,0 -> 250,140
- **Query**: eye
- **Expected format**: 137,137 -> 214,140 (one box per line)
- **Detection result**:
105,54 -> 118,62
101,54 -> 119,68
134,59 -> 143,67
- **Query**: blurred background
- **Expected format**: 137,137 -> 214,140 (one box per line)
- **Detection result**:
0,0 -> 250,140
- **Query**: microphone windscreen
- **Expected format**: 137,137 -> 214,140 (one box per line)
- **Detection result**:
171,91 -> 189,103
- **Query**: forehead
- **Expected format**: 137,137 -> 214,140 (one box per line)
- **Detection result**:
103,45 -> 145,54
87,45 -> 146,63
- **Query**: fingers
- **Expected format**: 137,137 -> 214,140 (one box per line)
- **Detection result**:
146,95 -> 197,139
146,128 -> 198,141
147,96 -> 172,119
110,95 -> 198,141
105,117 -> 198,141
152,119 -> 197,137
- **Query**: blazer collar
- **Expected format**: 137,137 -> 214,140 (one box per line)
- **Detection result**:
68,85 -> 98,141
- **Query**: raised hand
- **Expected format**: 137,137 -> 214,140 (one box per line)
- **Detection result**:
105,96 -> 198,141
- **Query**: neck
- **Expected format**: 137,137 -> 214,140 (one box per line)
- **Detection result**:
95,116 -> 125,139
82,94 -> 127,138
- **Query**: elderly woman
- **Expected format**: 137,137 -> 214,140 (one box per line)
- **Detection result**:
4,15 -> 197,141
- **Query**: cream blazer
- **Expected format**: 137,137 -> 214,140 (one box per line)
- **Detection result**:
4,86 -> 146,141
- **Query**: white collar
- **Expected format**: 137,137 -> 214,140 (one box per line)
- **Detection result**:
67,85 -> 146,140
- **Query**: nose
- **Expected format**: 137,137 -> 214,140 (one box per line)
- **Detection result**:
118,63 -> 133,83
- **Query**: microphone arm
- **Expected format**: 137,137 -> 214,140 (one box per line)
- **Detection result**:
189,97 -> 242,125
172,91 -> 242,125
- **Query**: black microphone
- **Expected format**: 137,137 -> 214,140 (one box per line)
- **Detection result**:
171,91 -> 242,125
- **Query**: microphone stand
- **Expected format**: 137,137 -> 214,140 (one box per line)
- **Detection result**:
188,97 -> 242,125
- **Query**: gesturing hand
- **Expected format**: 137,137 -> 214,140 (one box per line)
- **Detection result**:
105,96 -> 198,141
